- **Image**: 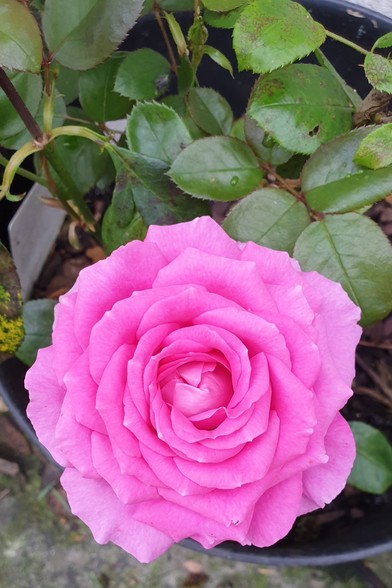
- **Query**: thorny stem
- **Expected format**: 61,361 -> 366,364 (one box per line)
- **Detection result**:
262,162 -> 305,203
325,30 -> 369,56
0,153 -> 49,188
153,3 -> 178,73
0,67 -> 42,140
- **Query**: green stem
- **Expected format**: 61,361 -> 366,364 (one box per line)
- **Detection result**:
325,30 -> 369,56
0,153 -> 49,188
42,141 -> 97,232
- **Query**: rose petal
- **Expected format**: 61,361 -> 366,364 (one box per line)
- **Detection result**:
25,346 -> 69,466
91,432 -> 158,504
303,272 -> 361,384
61,468 -> 173,563
63,351 -> 106,433
247,474 -> 303,547
145,216 -> 241,261
51,292 -> 81,382
73,241 -> 167,348
174,411 -> 280,489
153,248 -> 277,314
301,413 -> 356,512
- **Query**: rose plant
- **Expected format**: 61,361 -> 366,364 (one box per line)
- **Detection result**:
0,0 -> 392,563
25,216 -> 361,562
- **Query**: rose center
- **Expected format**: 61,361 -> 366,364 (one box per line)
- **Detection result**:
159,360 -> 233,429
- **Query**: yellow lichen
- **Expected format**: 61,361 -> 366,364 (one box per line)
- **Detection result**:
0,286 -> 11,304
0,315 -> 24,353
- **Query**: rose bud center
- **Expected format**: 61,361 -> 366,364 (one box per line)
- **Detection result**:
159,360 -> 233,429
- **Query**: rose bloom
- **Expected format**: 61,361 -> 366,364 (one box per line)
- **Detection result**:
26,217 -> 361,563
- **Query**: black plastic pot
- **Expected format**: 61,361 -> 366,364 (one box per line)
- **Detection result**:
1,0 -> 392,567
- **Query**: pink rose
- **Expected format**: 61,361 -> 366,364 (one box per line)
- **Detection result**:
25,217 -> 361,563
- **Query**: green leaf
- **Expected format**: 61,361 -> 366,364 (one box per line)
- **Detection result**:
244,116 -> 292,166
108,147 -> 210,226
50,135 -> 114,194
364,53 -> 392,94
293,214 -> 392,326
303,127 -> 392,213
0,243 -> 24,363
0,0 -> 42,73
354,124 -> 392,170
187,88 -> 233,135
233,0 -> 326,74
169,136 -> 263,200
314,49 -> 361,109
0,70 -> 42,147
54,64 -> 80,105
16,299 -> 56,366
230,117 -> 245,141
114,49 -> 171,101
203,45 -> 234,77
204,7 -> 243,29
372,32 -> 392,50
126,102 -> 193,165
162,95 -> 206,140
164,12 -> 188,57
157,0 -> 194,8
202,0 -> 247,10
248,64 -> 354,155
177,57 -> 195,95
348,422 -> 392,495
79,53 -> 133,122
223,188 -> 310,254
42,0 -> 144,70
102,205 -> 147,254
109,155 -> 136,226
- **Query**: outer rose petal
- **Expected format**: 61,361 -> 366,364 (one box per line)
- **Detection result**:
61,468 -> 173,563
73,241 -> 167,348
302,272 -> 362,384
26,346 -> 69,466
145,216 -> 242,261
300,413 -> 356,513
247,474 -> 303,547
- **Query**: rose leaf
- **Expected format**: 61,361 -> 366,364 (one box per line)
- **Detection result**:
353,124 -> 392,170
233,0 -> 326,74
247,64 -> 353,155
187,88 -> 234,136
293,213 -> 392,326
79,53 -> 133,123
42,0 -> 144,70
169,136 -> 263,201
16,300 -> 56,366
0,0 -> 42,73
114,49 -> 171,101
126,102 -> 192,166
364,53 -> 392,94
302,127 -> 392,212
348,422 -> 392,495
223,187 -> 310,254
